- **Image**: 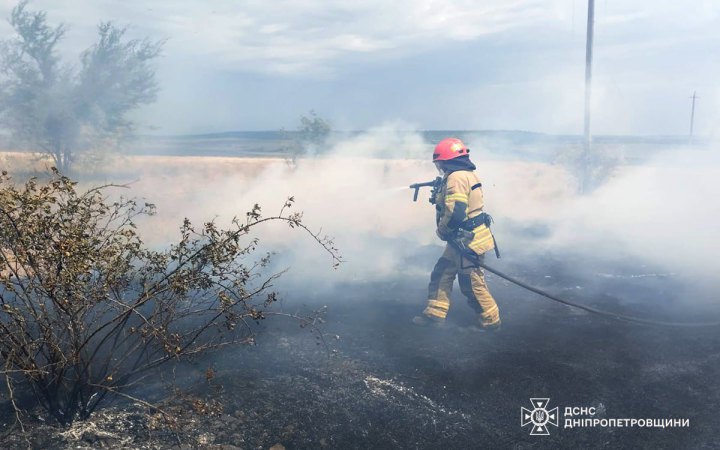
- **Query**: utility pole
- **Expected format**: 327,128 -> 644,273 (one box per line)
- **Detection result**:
581,0 -> 595,193
689,91 -> 698,144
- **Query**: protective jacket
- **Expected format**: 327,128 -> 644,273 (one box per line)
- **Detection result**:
422,154 -> 501,327
435,157 -> 495,256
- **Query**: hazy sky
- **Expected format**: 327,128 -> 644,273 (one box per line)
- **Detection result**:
1,0 -> 718,135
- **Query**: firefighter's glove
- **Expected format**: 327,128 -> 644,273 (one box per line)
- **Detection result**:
436,228 -> 451,242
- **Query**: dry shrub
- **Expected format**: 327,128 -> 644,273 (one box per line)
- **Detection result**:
0,168 -> 340,427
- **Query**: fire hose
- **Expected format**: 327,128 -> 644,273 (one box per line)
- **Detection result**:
476,260 -> 720,328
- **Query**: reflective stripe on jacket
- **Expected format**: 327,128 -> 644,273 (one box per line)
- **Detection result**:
436,170 -> 495,255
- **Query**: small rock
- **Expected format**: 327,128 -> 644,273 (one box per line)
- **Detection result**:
269,444 -> 286,450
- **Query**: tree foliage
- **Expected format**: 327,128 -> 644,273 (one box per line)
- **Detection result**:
0,1 -> 163,173
0,169 -> 341,426
298,110 -> 331,150
284,110 -> 332,167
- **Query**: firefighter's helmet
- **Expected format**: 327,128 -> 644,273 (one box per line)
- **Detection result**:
433,137 -> 469,161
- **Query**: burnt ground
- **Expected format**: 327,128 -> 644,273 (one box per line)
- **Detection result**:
2,250 -> 720,449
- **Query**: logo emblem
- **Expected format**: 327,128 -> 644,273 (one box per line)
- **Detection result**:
521,398 -> 559,435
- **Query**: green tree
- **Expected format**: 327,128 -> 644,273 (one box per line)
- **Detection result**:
298,110 -> 331,151
284,110 -> 332,166
0,1 -> 163,173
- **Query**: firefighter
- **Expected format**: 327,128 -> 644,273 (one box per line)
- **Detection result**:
412,137 -> 501,330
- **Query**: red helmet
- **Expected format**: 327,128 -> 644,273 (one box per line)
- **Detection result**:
433,137 -> 469,161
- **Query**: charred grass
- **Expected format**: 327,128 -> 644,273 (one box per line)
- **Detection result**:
2,252 -> 719,449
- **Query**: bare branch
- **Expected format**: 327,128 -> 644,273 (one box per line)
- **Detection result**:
0,170 -> 340,425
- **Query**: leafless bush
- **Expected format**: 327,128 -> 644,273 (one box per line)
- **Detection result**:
0,169 -> 341,427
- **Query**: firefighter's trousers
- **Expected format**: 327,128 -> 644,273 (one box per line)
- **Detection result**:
423,244 -> 500,327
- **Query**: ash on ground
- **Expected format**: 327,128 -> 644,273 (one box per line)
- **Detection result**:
2,252 -> 719,449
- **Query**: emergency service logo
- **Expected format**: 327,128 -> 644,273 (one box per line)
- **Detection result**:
521,398 -> 559,435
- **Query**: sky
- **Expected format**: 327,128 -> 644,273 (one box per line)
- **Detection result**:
0,0 -> 718,136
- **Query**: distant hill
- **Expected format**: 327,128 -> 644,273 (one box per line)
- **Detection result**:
2,130 -> 702,161
121,130 -> 698,162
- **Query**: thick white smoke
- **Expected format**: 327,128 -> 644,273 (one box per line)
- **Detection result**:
91,127 -> 719,301
124,126 -> 436,287
547,147 -> 720,286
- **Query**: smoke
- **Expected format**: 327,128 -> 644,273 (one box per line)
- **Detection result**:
546,147 -> 720,287
123,126 -> 436,289
98,127 -> 719,305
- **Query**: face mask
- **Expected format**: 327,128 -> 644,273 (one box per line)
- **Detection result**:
435,162 -> 444,175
